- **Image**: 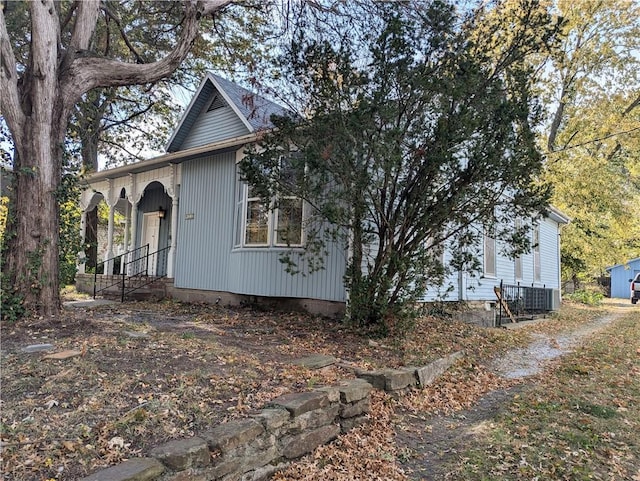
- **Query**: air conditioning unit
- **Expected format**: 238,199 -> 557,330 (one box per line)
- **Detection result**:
551,289 -> 561,310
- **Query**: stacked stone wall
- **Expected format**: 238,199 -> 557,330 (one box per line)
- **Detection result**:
80,379 -> 372,481
80,352 -> 463,481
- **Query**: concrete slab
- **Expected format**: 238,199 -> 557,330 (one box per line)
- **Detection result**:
22,343 -> 56,353
64,299 -> 118,308
292,354 -> 337,369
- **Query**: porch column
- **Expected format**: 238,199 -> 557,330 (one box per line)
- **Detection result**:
167,194 -> 179,278
166,164 -> 179,279
105,204 -> 115,275
130,201 -> 139,252
127,172 -> 141,275
120,202 -> 131,274
77,209 -> 87,274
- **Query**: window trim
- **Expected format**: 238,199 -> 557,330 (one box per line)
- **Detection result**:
533,224 -> 541,282
483,231 -> 497,278
234,179 -> 304,249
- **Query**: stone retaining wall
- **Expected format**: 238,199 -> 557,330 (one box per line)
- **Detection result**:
80,351 -> 463,481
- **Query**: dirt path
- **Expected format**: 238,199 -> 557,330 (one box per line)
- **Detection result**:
395,303 -> 630,480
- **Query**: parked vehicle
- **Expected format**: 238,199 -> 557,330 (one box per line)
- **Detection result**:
631,273 -> 640,304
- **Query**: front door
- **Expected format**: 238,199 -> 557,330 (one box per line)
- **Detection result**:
141,212 -> 161,276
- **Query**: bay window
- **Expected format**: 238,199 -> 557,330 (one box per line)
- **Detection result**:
234,167 -> 304,248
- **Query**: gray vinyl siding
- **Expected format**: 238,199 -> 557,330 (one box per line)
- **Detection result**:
227,247 -> 346,301
180,106 -> 250,151
420,217 -> 563,302
537,217 -> 561,288
167,81 -> 215,152
174,152 -> 235,291
175,151 -> 347,302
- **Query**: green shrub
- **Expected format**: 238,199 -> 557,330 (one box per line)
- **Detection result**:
566,289 -> 604,306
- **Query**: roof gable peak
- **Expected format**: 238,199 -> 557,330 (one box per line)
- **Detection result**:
166,73 -> 287,153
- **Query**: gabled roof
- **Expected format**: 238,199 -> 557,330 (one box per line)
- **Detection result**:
547,205 -> 570,225
166,72 -> 288,152
605,256 -> 640,272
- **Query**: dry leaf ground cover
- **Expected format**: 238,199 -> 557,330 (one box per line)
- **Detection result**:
0,298 -> 625,480
425,304 -> 640,480
274,301 -> 639,481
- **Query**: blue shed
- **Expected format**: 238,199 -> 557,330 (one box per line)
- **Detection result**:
606,257 -> 640,299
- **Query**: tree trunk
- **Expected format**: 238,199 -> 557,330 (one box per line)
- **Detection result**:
4,112 -> 65,317
1,1 -> 66,317
0,0 -> 232,318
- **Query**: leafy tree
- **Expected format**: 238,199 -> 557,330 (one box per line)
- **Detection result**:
242,1 -> 560,330
539,0 -> 640,284
0,0 -> 237,318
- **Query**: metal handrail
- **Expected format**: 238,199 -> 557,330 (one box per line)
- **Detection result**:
496,280 -> 553,326
121,245 -> 170,301
93,245 -> 150,298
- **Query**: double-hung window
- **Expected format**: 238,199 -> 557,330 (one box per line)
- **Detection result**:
274,157 -> 303,246
245,185 -> 269,245
533,224 -> 541,282
275,196 -> 303,245
484,231 -> 496,277
235,158 -> 304,248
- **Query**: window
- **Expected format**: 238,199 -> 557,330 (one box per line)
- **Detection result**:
533,224 -> 541,282
245,185 -> 269,245
234,160 -> 304,248
514,219 -> 523,280
275,197 -> 303,245
274,155 -> 303,246
484,232 -> 496,277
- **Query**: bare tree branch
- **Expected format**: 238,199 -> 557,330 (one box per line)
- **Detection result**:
605,91 -> 640,161
201,0 -> 234,15
100,4 -> 144,63
622,92 -> 640,116
548,126 -> 640,156
60,1 -> 232,108
102,102 -> 156,131
547,80 -> 568,152
99,137 -> 146,162
59,1 -> 78,32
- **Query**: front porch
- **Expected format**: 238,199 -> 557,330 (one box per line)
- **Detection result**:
77,164 -> 181,290
76,242 -> 171,301
76,273 -> 173,301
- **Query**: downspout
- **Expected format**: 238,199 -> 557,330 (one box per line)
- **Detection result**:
557,227 -> 562,303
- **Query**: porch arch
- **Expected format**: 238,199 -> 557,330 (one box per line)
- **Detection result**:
77,164 -> 180,280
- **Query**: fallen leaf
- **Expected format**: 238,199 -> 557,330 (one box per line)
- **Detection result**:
42,350 -> 83,360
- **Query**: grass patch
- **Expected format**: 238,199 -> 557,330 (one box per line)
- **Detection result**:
448,308 -> 640,480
